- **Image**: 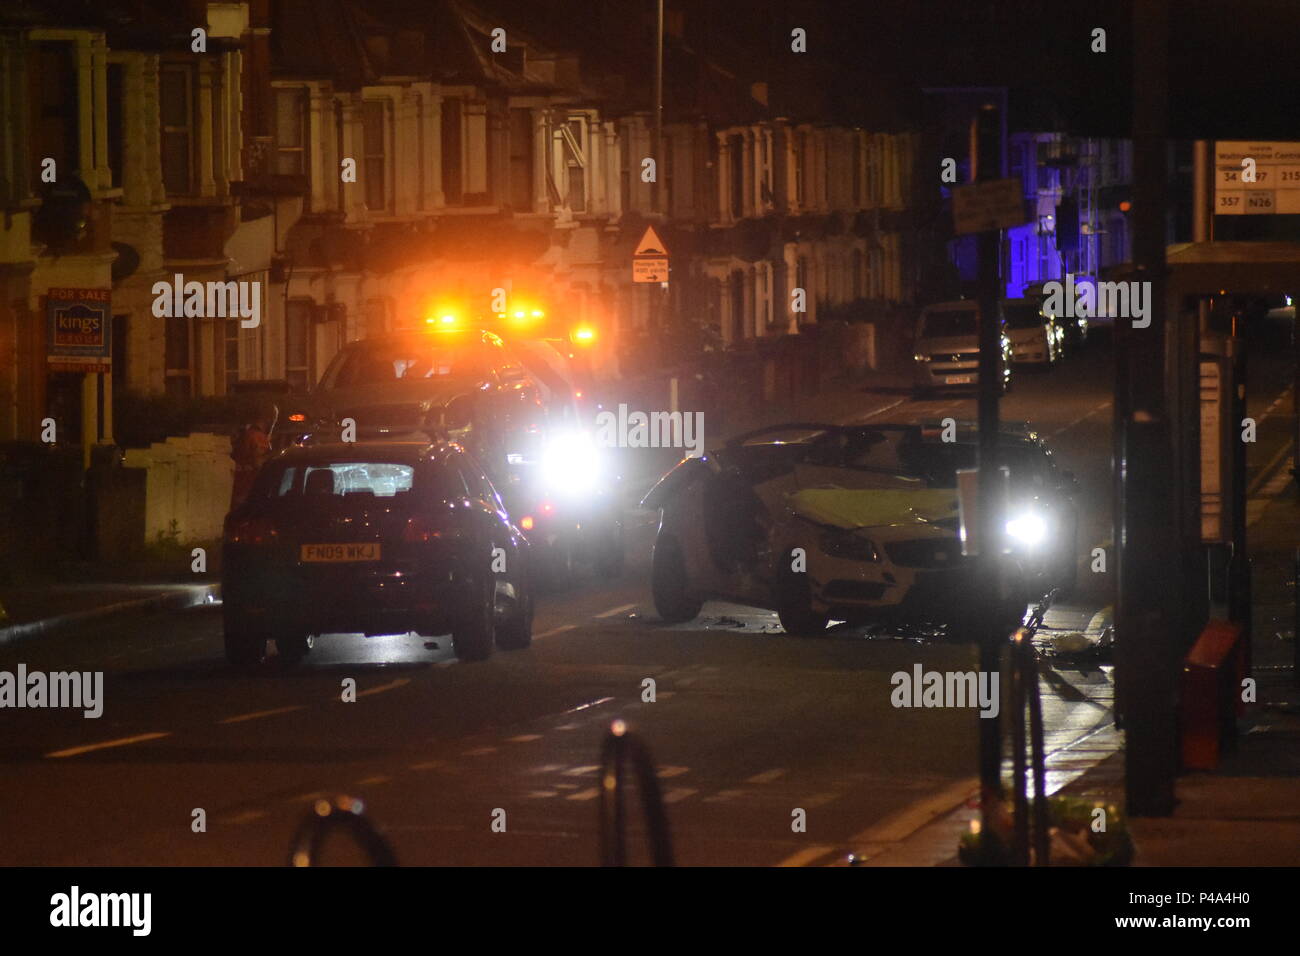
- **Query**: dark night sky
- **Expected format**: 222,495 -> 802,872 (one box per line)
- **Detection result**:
503,0 -> 1300,138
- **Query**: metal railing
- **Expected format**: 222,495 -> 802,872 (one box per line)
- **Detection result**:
597,719 -> 675,866
288,795 -> 398,867
1004,589 -> 1053,866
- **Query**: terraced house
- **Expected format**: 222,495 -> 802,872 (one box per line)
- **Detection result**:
0,0 -> 930,447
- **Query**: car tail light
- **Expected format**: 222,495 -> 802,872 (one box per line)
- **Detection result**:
226,515 -> 279,546
402,514 -> 445,543
520,515 -> 534,531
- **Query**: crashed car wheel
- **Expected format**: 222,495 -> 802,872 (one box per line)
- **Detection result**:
652,535 -> 703,624
277,632 -> 314,664
776,557 -> 829,637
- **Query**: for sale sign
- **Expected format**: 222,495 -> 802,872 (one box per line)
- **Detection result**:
47,288 -> 111,372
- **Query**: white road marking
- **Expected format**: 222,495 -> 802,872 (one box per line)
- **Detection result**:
407,761 -> 446,772
776,844 -> 836,867
355,775 -> 391,786
1047,400 -> 1111,440
849,776 -> 980,844
535,624 -> 576,640
656,765 -> 690,778
46,732 -> 171,759
220,809 -> 269,825
356,678 -> 410,698
219,704 -> 305,724
563,764 -> 599,776
566,787 -> 600,801
595,603 -> 638,618
663,787 -> 697,804
853,398 -> 907,422
746,768 -> 787,784
507,734 -> 542,743
462,746 -> 498,756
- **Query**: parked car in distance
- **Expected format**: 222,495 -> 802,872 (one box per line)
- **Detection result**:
1002,298 -> 1065,367
911,300 -> 1012,398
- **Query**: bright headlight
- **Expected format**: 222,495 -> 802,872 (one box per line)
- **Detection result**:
1005,512 -> 1048,546
540,430 -> 601,493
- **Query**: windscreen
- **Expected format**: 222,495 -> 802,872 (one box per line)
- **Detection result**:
920,308 -> 978,338
1002,304 -> 1042,329
321,339 -> 490,389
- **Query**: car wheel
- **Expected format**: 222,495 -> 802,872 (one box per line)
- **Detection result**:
495,589 -> 533,650
277,632 -> 314,664
776,556 -> 829,636
594,520 -> 626,580
652,534 -> 703,624
223,606 -> 267,669
453,576 -> 496,661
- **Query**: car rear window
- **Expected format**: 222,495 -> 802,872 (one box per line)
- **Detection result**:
920,309 -> 978,338
273,462 -> 415,498
321,340 -> 490,388
1003,305 -> 1042,329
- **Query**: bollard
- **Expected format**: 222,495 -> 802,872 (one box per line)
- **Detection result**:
597,720 -> 674,866
288,795 -> 398,867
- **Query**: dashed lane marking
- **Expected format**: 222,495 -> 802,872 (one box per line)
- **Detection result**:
46,732 -> 171,759
219,704 -> 306,724
1047,400 -> 1111,440
746,768 -> 787,784
777,844 -> 837,867
595,603 -> 638,618
848,776 -> 981,845
356,678 -> 410,698
535,624 -> 577,640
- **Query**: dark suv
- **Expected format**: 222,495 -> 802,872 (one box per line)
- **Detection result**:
221,441 -> 532,667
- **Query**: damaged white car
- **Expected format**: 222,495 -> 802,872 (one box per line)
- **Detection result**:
641,424 -> 983,635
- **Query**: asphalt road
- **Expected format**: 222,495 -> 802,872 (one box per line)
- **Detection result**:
1,324 -> 1291,867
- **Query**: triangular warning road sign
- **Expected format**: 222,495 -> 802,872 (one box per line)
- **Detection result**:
634,225 -> 668,257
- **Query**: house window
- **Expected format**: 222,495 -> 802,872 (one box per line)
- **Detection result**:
30,42 -> 80,179
414,94 -> 426,211
729,134 -> 745,219
285,300 -> 311,389
160,65 -> 195,194
275,88 -> 309,176
107,64 -> 124,190
664,131 -> 674,214
223,319 -> 240,392
619,131 -> 631,212
559,117 -> 587,213
164,315 -> 192,399
362,100 -> 389,212
508,108 -> 533,210
441,97 -> 462,204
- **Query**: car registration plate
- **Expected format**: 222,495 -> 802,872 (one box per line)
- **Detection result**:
946,375 -> 974,384
301,543 -> 382,563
